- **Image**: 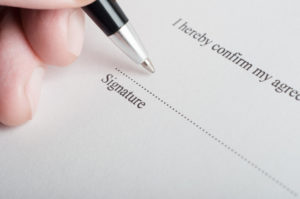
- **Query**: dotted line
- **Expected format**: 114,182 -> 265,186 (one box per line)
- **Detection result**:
115,67 -> 298,197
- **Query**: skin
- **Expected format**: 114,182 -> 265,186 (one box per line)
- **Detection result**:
0,0 -> 95,126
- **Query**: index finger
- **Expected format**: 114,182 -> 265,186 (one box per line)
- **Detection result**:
0,0 -> 95,9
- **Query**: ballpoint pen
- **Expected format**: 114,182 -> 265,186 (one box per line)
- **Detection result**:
83,0 -> 155,73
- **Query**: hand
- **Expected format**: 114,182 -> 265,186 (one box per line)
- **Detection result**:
0,0 -> 95,126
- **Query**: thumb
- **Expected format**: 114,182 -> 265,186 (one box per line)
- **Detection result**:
0,0 -> 95,9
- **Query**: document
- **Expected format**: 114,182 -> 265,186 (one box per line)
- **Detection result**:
1,0 -> 300,198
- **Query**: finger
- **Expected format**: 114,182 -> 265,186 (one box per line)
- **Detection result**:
0,0 -> 95,9
0,9 -> 45,126
21,8 -> 85,66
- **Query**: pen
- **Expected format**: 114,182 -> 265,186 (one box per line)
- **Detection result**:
83,0 -> 155,73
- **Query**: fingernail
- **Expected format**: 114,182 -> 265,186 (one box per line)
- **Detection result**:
74,0 -> 95,6
68,9 -> 85,56
26,66 -> 45,118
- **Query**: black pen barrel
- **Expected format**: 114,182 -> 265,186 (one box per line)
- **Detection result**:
83,0 -> 129,36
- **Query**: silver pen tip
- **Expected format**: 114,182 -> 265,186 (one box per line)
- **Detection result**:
141,58 -> 155,73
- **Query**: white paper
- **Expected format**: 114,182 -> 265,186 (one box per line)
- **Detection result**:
1,0 -> 300,198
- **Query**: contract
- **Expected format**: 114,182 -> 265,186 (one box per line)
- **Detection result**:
0,0 -> 299,198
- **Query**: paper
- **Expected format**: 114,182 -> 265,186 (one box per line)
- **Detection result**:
1,0 -> 300,198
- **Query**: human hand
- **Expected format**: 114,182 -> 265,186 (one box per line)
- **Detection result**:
0,0 -> 95,126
